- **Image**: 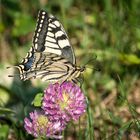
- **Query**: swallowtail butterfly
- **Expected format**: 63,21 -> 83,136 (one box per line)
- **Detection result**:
8,10 -> 86,84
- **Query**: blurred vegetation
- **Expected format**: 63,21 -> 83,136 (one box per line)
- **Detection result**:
0,0 -> 140,139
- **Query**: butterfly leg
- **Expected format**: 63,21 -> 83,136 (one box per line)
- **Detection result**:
72,75 -> 84,88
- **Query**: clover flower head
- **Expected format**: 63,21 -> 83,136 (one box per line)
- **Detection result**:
24,110 -> 64,139
42,82 -> 86,122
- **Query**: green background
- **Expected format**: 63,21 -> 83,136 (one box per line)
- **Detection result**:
0,0 -> 140,139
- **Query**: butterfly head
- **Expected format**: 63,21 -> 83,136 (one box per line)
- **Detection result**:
80,66 -> 86,73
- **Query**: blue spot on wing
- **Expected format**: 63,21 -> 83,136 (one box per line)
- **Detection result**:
23,55 -> 34,71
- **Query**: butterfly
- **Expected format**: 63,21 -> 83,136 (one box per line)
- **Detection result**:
8,10 -> 87,84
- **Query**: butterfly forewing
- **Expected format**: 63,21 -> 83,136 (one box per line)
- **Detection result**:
32,10 -> 76,64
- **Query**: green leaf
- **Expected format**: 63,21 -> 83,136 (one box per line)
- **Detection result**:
0,125 -> 9,139
108,111 -> 122,125
32,93 -> 43,107
0,107 -> 15,115
0,88 -> 10,106
119,54 -> 140,65
119,121 -> 133,132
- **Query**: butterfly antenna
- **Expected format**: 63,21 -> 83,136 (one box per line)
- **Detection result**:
83,55 -> 101,71
85,66 -> 101,71
84,55 -> 97,66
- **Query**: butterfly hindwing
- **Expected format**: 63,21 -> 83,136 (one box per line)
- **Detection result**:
22,52 -> 78,83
